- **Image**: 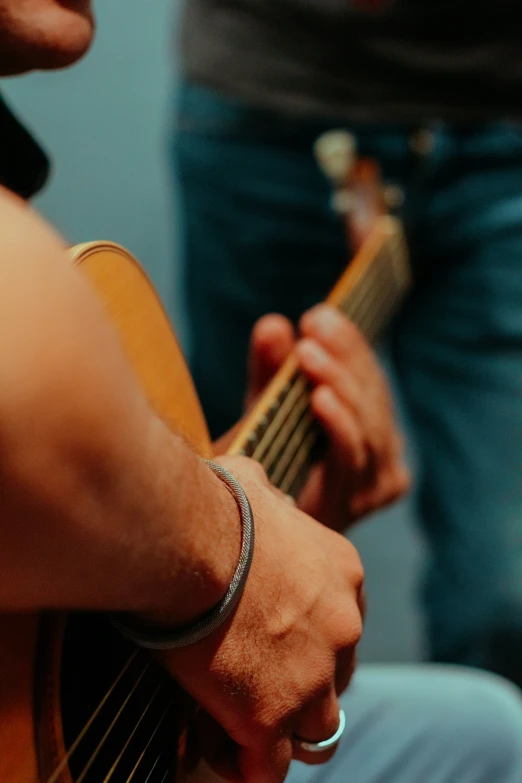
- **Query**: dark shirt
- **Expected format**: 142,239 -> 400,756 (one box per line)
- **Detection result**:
0,97 -> 49,199
181,0 -> 522,123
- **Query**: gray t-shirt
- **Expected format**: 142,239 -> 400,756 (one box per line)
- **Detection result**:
181,0 -> 522,123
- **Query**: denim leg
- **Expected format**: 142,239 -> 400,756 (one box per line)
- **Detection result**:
287,665 -> 522,783
173,83 -> 347,438
173,83 -> 522,684
393,123 -> 522,682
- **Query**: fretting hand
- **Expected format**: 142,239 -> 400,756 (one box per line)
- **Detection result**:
245,305 -> 410,531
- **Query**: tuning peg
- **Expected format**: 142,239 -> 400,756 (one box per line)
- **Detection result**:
313,130 -> 356,185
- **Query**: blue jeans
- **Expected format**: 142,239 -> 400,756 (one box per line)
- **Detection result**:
173,82 -> 522,683
288,665 -> 522,783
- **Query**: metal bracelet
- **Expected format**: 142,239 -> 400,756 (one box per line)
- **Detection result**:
109,460 -> 255,650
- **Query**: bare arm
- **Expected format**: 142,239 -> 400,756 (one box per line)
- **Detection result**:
0,187 -> 239,621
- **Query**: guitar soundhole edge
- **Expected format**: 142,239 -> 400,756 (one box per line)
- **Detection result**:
37,614 -> 190,783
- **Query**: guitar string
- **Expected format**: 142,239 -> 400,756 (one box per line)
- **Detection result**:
75,664 -> 156,783
358,287 -> 399,344
81,683 -> 162,783
279,429 -> 318,496
42,650 -> 139,783
142,754 -> 161,783
121,702 -> 173,783
269,408 -> 314,487
42,660 -> 153,783
100,691 -> 170,783
122,703 -> 173,783
255,241 -> 396,475
259,383 -> 310,474
251,375 -> 308,463
261,254 -> 397,484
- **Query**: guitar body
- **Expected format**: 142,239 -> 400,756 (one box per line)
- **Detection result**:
0,243 -> 215,783
70,242 -> 212,459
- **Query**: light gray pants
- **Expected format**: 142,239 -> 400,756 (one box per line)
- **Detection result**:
287,666 -> 522,783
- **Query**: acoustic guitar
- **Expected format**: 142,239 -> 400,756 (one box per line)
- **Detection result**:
0,133 -> 410,783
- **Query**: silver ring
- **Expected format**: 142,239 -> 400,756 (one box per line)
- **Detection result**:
293,709 -> 346,753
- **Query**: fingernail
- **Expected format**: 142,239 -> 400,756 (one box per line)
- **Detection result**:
309,306 -> 342,337
297,339 -> 328,369
315,385 -> 337,411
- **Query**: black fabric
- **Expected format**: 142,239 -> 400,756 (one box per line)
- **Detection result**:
0,96 -> 49,199
181,0 -> 522,123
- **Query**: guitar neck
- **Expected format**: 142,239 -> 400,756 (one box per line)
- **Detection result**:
226,216 -> 411,497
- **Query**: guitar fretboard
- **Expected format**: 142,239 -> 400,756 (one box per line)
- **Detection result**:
228,216 -> 410,497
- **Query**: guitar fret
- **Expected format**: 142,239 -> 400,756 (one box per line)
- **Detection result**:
239,381 -> 295,457
241,375 -> 308,460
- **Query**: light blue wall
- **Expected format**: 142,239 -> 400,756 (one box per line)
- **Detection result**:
2,0 -> 424,663
3,0 -> 178,305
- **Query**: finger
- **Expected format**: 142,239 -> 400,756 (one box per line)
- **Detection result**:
361,462 -> 411,514
335,646 -> 358,697
196,710 -> 243,783
310,385 -> 366,470
292,686 -> 342,766
246,314 -> 296,408
239,735 -> 293,783
296,338 -> 363,410
379,463 -> 411,506
298,341 -> 393,471
358,583 -> 367,622
300,305 -> 372,374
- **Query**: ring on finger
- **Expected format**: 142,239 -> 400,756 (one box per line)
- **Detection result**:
293,709 -> 346,753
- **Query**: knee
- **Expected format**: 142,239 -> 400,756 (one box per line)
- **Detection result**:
442,668 -> 522,778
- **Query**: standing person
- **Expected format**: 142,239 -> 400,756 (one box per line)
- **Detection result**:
174,0 -> 522,685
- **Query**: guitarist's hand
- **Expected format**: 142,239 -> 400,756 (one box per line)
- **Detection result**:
159,455 -> 364,783
245,305 -> 410,531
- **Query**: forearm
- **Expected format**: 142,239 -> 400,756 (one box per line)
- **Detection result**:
0,415 -> 238,619
0,190 -> 239,620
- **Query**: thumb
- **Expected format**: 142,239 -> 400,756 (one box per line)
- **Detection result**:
245,314 -> 296,409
